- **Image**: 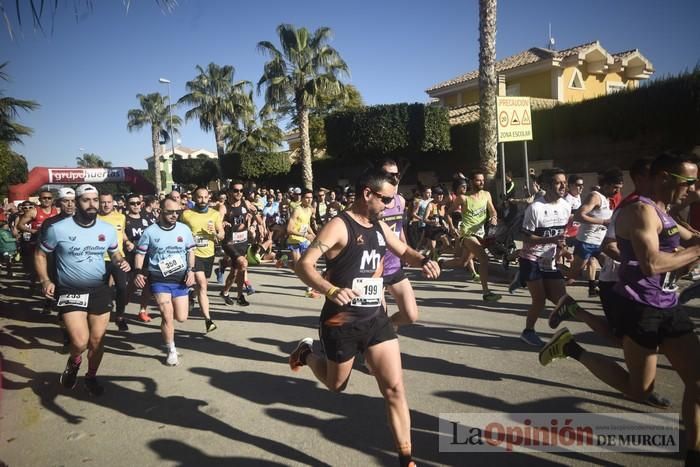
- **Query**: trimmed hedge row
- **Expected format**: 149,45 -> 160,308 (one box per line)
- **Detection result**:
221,151 -> 291,181
325,103 -> 451,160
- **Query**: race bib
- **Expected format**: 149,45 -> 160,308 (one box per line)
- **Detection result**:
299,224 -> 309,236
231,230 -> 247,243
537,250 -> 557,272
57,293 -> 89,308
351,277 -> 384,307
661,271 -> 679,293
159,255 -> 186,277
194,236 -> 209,248
22,232 -> 31,241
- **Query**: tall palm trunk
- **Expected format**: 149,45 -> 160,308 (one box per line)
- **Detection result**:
151,125 -> 163,194
478,0 -> 498,179
297,104 -> 313,190
214,120 -> 226,180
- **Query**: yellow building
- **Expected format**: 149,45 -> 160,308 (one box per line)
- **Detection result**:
426,40 -> 654,123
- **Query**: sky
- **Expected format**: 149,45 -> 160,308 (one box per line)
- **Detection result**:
2,0 -> 699,171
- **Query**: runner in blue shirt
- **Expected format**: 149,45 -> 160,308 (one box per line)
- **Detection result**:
35,184 -> 130,396
133,197 -> 196,366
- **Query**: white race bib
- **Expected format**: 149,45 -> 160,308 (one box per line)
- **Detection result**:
231,230 -> 247,243
350,277 -> 384,307
194,236 -> 209,247
299,225 -> 308,236
158,255 -> 186,277
22,232 -> 31,241
537,250 -> 557,272
57,293 -> 89,308
661,271 -> 679,293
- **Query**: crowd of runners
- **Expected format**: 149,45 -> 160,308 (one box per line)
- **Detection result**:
1,152 -> 699,467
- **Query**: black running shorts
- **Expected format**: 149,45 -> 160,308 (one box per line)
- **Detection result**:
193,255 -> 215,278
611,292 -> 695,349
384,268 -> 407,286
55,284 -> 112,315
320,312 -> 397,363
222,241 -> 248,260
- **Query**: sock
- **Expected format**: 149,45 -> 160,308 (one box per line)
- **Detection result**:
166,342 -> 176,353
398,454 -> 413,467
563,339 -> 584,360
86,367 -> 97,378
244,280 -> 251,286
588,280 -> 596,290
686,450 -> 700,467
71,355 -> 82,366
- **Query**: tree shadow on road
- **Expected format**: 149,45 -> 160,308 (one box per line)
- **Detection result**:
148,439 -> 289,467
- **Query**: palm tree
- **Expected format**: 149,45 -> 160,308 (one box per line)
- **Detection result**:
226,104 -> 284,155
478,0 -> 498,179
178,63 -> 252,176
0,62 -> 39,144
257,24 -> 349,189
126,92 -> 181,194
76,153 -> 111,168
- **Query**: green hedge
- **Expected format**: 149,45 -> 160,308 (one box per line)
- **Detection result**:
220,151 -> 291,181
450,69 -> 700,173
172,158 -> 219,185
325,103 -> 451,160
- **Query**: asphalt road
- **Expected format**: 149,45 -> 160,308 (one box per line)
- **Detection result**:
1,262 -> 697,466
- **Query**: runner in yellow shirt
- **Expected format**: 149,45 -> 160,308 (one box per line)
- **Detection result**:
98,193 -> 130,330
181,187 -> 224,333
287,189 -> 317,297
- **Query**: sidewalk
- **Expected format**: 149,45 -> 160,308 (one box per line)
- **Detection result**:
0,265 -> 696,466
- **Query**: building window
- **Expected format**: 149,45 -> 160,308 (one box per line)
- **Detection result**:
568,68 -> 585,90
506,83 -> 520,96
606,82 -> 627,94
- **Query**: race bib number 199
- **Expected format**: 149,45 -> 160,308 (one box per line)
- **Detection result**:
350,277 -> 383,307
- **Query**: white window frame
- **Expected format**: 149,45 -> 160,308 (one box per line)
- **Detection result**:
606,81 -> 627,94
568,68 -> 585,90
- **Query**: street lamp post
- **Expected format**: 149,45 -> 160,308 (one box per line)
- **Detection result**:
159,77 -> 175,193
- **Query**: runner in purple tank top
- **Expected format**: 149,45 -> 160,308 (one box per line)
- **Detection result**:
539,152 -> 700,465
379,158 -> 419,328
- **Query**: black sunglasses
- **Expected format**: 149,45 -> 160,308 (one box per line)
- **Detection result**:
230,189 -> 243,194
128,201 -> 141,205
163,209 -> 182,215
371,190 -> 394,205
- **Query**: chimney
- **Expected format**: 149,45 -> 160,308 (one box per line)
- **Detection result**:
498,74 -> 506,96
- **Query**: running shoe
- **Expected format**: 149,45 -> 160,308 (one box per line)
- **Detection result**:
289,337 -> 313,372
237,295 -> 250,307
219,291 -> 235,306
166,350 -> 179,366
472,273 -> 481,283
482,291 -> 502,302
116,317 -> 129,331
548,294 -> 579,329
588,287 -> 599,298
520,328 -> 545,347
538,328 -> 573,366
641,392 -> 672,410
215,267 -> 224,285
59,357 -> 80,389
245,283 -> 256,295
679,280 -> 700,304
84,376 -> 104,396
137,310 -> 152,322
205,319 -> 217,333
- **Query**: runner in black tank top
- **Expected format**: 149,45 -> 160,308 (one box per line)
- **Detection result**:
220,182 -> 253,307
287,168 -> 441,467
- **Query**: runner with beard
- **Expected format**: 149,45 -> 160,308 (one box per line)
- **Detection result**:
124,193 -> 156,322
133,197 -> 196,366
219,181 -> 255,307
35,184 -> 130,396
289,169 -> 440,467
181,187 -> 224,333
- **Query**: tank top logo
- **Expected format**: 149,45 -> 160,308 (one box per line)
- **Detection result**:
360,249 -> 381,270
376,231 -> 386,246
355,234 -> 365,245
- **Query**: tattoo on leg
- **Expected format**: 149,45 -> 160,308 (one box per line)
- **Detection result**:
310,238 -> 331,254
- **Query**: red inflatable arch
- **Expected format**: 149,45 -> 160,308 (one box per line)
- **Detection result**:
8,167 -> 156,202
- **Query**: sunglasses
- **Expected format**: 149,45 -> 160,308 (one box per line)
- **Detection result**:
40,196 -> 53,200
230,189 -> 243,194
666,171 -> 698,187
371,190 -> 394,205
163,209 -> 182,216
128,201 -> 141,205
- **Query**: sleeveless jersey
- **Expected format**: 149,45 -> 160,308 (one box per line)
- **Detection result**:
416,199 -> 431,227
181,208 -> 221,258
322,212 -> 387,325
224,202 -> 249,244
98,210 -> 126,258
29,206 -> 59,243
125,215 -> 152,243
576,191 -> 612,246
460,191 -> 488,237
381,195 -> 404,276
136,222 -> 195,284
288,206 -> 313,245
614,196 -> 680,309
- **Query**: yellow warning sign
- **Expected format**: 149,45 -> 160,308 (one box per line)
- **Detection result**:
496,96 -> 533,142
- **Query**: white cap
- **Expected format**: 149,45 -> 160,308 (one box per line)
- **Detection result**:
57,187 -> 75,199
293,187 -> 302,194
75,184 -> 98,197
